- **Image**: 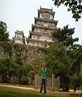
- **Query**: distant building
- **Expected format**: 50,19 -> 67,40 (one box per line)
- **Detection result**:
13,30 -> 25,44
27,7 -> 58,47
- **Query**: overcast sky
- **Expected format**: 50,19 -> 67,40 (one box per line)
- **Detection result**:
0,0 -> 82,44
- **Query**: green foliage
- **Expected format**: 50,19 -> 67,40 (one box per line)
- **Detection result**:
71,45 -> 82,73
46,25 -> 82,91
70,74 -> 81,92
13,44 -> 28,61
1,42 -> 13,57
0,42 -> 28,59
14,57 -> 30,83
46,42 -> 72,77
0,56 -> 33,84
0,58 -> 20,83
20,76 -> 29,85
52,25 -> 78,47
53,0 -> 82,21
33,54 -> 46,75
0,39 -> 33,84
15,57 -> 23,66
0,21 -> 9,41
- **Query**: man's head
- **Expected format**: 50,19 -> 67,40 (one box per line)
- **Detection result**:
42,63 -> 46,68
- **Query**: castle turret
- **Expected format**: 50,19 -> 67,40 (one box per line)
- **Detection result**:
13,30 -> 25,44
27,7 -> 58,47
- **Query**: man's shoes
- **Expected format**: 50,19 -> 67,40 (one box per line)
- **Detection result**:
44,92 -> 47,95
40,91 -> 42,94
44,93 -> 47,95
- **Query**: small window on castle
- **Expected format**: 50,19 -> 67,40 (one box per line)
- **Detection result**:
45,14 -> 50,19
44,23 -> 48,27
52,24 -> 55,27
33,43 -> 35,46
38,29 -> 40,32
34,28 -> 37,32
50,15 -> 53,19
33,36 -> 36,39
37,21 -> 40,25
43,32 -> 45,34
37,43 -> 39,46
37,36 -> 39,39
41,44 -> 43,47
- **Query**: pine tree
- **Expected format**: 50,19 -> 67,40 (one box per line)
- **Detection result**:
0,21 -> 9,41
53,0 -> 82,21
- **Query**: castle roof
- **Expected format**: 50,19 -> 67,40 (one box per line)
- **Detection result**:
38,7 -> 55,18
15,30 -> 24,35
28,38 -> 52,43
30,31 -> 52,37
32,24 -> 58,31
35,18 -> 58,26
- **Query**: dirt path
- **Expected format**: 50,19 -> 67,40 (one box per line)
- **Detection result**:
0,83 -> 38,91
0,83 -> 82,94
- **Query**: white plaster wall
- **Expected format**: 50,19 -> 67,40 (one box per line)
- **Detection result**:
34,28 -> 41,32
32,35 -> 37,39
39,36 -> 52,42
15,40 -> 23,44
16,34 -> 22,38
50,15 -> 53,19
40,13 -> 53,20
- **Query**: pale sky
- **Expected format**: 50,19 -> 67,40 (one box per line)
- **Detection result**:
0,0 -> 82,44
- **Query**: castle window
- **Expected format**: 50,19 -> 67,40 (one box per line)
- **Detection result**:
16,34 -> 22,38
37,36 -> 39,39
34,28 -> 37,32
44,23 -> 48,27
41,44 -> 43,47
52,23 -> 55,27
36,43 -> 39,46
32,35 -> 36,39
33,43 -> 35,46
37,21 -> 40,25
50,15 -> 53,19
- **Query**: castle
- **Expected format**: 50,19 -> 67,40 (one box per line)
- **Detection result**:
13,30 -> 25,44
13,7 -> 58,47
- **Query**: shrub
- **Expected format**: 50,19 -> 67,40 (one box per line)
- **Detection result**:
20,76 -> 28,85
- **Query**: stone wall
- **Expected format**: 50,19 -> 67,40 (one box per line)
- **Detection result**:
0,42 -> 45,65
0,42 -> 45,85
0,42 -> 9,59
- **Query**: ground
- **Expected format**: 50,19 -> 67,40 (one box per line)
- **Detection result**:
0,84 -> 82,97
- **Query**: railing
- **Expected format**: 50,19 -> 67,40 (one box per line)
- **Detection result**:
35,74 -> 60,91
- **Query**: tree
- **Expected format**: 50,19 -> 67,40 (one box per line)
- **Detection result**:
52,25 -> 78,47
46,42 -> 72,91
71,74 -> 81,92
14,57 -> 32,84
71,45 -> 82,75
0,21 -> 9,41
70,45 -> 82,91
0,58 -> 19,83
33,53 -> 46,75
1,42 -> 13,57
46,25 -> 79,91
52,0 -> 82,21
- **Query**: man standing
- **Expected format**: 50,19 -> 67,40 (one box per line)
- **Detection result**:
40,63 -> 47,94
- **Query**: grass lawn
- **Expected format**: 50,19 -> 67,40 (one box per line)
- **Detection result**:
0,86 -> 80,97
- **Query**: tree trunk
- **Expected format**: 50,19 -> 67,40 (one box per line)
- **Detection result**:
60,74 -> 69,91
9,76 -> 11,83
18,76 -> 21,84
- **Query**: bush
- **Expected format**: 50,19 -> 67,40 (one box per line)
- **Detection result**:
20,76 -> 29,85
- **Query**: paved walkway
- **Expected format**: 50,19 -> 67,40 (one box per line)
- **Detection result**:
0,83 -> 82,94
